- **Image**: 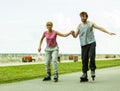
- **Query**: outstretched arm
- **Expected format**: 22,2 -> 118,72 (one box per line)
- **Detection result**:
38,34 -> 45,52
92,23 -> 116,35
56,31 -> 72,37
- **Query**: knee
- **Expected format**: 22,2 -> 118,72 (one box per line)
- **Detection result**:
52,60 -> 57,63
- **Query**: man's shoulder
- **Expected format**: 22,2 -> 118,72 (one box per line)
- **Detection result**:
87,20 -> 93,24
77,24 -> 81,30
78,23 -> 82,27
88,21 -> 95,27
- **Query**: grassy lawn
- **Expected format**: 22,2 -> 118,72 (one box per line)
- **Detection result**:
0,59 -> 120,84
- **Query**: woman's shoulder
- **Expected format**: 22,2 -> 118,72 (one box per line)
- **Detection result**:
43,30 -> 48,35
52,30 -> 58,34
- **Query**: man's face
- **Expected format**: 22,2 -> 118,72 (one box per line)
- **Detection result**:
80,15 -> 87,22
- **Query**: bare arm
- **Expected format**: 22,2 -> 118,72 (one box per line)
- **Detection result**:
56,31 -> 71,37
38,33 -> 45,52
92,22 -> 116,35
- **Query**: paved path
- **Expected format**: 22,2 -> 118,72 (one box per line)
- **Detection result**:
0,66 -> 120,91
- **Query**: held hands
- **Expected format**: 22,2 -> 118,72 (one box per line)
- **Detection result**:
70,30 -> 75,37
38,48 -> 41,52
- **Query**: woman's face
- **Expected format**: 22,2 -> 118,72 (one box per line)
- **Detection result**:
46,23 -> 53,30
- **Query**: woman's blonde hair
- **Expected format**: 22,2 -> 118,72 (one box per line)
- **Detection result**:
46,21 -> 53,26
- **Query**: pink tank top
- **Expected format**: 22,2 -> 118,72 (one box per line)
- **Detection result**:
44,30 -> 57,47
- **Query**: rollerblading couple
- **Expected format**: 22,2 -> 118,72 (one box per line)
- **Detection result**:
38,11 -> 116,83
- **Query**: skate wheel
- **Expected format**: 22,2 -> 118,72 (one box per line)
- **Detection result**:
93,78 -> 95,81
80,78 -> 88,82
92,76 -> 95,81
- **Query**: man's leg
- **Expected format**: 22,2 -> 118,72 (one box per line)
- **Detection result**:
80,45 -> 89,82
81,45 -> 89,73
89,42 -> 96,80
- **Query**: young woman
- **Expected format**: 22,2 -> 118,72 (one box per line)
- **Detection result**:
38,21 -> 72,82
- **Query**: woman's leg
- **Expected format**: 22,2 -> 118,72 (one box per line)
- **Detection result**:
45,51 -> 52,77
52,50 -> 59,79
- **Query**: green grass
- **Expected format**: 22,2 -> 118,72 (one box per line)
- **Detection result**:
0,59 -> 120,84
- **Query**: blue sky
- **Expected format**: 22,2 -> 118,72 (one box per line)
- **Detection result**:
0,0 -> 120,54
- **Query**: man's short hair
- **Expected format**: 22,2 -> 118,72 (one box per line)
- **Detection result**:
80,11 -> 88,18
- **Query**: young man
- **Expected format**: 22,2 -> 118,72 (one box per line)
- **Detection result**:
71,11 -> 116,82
